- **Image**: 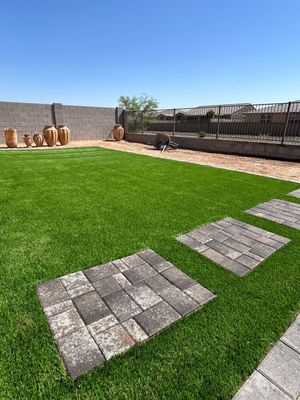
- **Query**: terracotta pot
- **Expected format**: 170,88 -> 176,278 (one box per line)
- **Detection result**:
57,125 -> 70,145
43,126 -> 58,147
3,128 -> 18,148
23,135 -> 33,147
33,132 -> 44,147
112,124 -> 124,141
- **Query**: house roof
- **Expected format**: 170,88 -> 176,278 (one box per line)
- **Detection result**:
155,103 -> 253,117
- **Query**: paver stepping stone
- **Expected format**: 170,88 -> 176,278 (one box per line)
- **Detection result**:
176,217 -> 290,276
288,188 -> 300,198
246,199 -> 300,230
232,313 -> 300,400
36,250 -> 215,380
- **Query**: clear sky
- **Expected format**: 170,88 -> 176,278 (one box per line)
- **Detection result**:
1,0 -> 300,109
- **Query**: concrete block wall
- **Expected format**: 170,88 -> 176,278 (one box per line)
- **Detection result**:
125,132 -> 300,161
0,101 -> 122,143
0,101 -> 53,141
55,104 -> 119,140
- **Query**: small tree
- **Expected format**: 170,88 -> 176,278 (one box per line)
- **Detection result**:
118,94 -> 159,112
119,94 -> 159,133
206,109 -> 215,119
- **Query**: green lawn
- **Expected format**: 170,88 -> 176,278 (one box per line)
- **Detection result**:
0,147 -> 299,400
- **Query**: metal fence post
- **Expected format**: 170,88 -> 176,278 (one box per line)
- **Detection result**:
281,101 -> 291,145
141,111 -> 144,134
216,105 -> 221,139
172,108 -> 176,136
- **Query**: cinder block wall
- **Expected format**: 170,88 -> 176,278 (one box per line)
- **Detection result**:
0,102 -> 53,141
0,101 -> 122,143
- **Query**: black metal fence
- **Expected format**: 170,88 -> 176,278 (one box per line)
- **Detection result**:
124,101 -> 300,144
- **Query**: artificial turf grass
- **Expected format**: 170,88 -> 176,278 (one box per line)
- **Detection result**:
0,147 -> 299,400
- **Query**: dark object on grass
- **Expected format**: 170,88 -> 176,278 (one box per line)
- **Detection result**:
154,133 -> 179,152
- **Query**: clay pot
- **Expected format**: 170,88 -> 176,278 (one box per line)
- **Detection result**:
43,126 -> 58,147
57,125 -> 70,145
33,132 -> 44,147
3,128 -> 18,148
23,134 -> 33,147
112,124 -> 124,141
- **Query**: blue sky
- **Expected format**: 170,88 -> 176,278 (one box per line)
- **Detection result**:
1,0 -> 300,108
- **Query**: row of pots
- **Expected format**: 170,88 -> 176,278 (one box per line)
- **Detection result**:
3,126 -> 70,148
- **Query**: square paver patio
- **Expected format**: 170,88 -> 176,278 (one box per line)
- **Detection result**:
176,217 -> 290,276
288,188 -> 300,199
36,250 -> 215,380
246,199 -> 300,230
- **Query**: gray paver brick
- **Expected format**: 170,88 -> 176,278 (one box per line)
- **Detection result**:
288,188 -> 300,198
161,267 -> 195,290
144,274 -> 173,293
184,284 -> 216,305
121,254 -> 145,268
122,318 -> 148,342
57,327 -> 105,380
187,230 -> 213,243
87,314 -> 119,337
92,276 -> 121,297
93,324 -> 135,360
134,301 -> 181,336
48,308 -> 85,340
113,273 -> 132,289
236,255 -> 260,269
123,263 -> 157,284
220,257 -> 250,276
125,282 -> 162,310
137,249 -> 165,266
112,259 -> 129,272
222,238 -> 251,253
73,291 -> 110,325
103,289 -> 142,322
249,243 -> 276,258
258,341 -> 300,399
177,235 -> 208,252
281,316 -> 300,354
44,299 -> 74,318
36,279 -> 69,308
232,371 -> 290,400
84,262 -> 118,282
68,283 -> 94,299
60,271 -> 90,291
160,286 -> 198,316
